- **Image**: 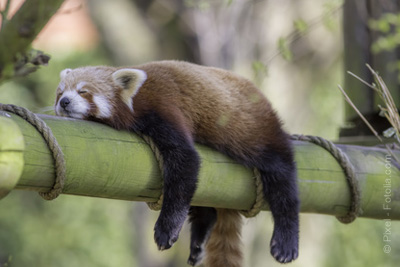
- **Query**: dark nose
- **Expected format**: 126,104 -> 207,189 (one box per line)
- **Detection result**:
60,97 -> 70,109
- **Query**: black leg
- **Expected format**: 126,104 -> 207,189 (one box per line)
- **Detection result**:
187,206 -> 217,266
133,112 -> 201,251
257,150 -> 299,263
222,145 -> 299,263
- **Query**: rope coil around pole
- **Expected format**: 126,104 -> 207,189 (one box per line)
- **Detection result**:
291,134 -> 361,223
239,168 -> 264,218
0,103 -> 66,200
140,134 -> 164,211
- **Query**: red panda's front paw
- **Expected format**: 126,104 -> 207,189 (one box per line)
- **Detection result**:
270,230 -> 299,263
154,222 -> 180,251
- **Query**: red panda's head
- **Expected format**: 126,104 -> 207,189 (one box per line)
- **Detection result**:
55,66 -> 147,121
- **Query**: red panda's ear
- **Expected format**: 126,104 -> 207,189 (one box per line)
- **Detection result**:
112,69 -> 147,111
112,69 -> 147,100
60,68 -> 72,80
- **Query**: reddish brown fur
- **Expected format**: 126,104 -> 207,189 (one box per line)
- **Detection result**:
56,61 -> 283,151
130,61 -> 284,157
204,209 -> 243,267
55,61 -> 297,267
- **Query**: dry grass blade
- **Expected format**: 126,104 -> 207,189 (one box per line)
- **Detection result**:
346,71 -> 376,91
337,85 -> 382,141
340,65 -> 400,164
365,64 -> 400,141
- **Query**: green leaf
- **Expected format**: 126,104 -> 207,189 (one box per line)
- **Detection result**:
251,60 -> 268,86
293,19 -> 308,34
225,0 -> 234,6
278,37 -> 293,61
252,61 -> 268,76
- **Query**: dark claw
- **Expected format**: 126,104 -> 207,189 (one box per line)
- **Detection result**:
270,229 -> 299,264
154,225 -> 179,251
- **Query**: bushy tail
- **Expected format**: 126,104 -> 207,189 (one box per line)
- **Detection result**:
203,209 -> 243,267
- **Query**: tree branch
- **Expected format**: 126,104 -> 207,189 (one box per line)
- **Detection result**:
0,0 -> 64,82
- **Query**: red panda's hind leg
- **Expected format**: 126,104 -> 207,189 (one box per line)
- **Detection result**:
219,139 -> 299,264
257,147 -> 299,263
187,206 -> 217,266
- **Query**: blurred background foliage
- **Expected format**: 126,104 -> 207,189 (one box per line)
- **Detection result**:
369,12 -> 400,82
0,0 -> 399,266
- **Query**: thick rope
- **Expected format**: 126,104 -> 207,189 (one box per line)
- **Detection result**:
0,103 -> 66,200
291,134 -> 361,223
239,168 -> 264,218
140,135 -> 164,211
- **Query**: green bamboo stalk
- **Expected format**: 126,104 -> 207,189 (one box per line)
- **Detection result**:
0,113 -> 399,220
0,113 -> 24,198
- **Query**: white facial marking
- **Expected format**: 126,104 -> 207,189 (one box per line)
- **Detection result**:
93,95 -> 112,118
76,81 -> 87,91
59,82 -> 66,92
56,91 -> 90,119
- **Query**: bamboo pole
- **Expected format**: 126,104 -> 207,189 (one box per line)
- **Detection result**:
0,113 -> 24,198
0,113 -> 399,220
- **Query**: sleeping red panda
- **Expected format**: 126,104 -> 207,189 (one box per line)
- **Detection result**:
54,60 -> 299,266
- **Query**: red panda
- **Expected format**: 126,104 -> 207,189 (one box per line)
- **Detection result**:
54,60 -> 299,266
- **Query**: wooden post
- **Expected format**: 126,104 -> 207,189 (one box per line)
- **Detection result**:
369,0 -> 400,105
341,0 -> 400,140
343,0 -> 373,118
0,112 -> 399,220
